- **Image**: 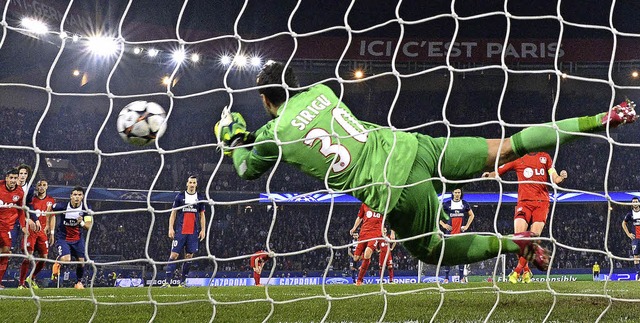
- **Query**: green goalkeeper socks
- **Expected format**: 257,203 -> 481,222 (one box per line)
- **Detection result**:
429,234 -> 522,266
510,113 -> 606,157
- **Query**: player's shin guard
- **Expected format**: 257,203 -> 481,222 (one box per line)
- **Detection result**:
510,115 -> 607,157
32,260 -> 45,278
357,258 -> 370,283
181,261 -> 191,282
76,265 -> 84,283
515,256 -> 527,275
165,261 -> 177,280
253,271 -> 261,285
19,259 -> 30,285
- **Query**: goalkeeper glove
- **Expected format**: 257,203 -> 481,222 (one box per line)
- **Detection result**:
214,111 -> 253,155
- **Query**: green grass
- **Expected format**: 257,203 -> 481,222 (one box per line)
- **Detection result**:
1,281 -> 639,322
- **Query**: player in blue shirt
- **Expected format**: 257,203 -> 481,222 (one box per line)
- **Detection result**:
163,176 -> 207,287
51,186 -> 93,289
440,189 -> 475,283
622,197 -> 640,280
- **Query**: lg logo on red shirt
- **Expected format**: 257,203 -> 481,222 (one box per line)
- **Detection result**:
366,210 -> 381,218
523,167 -> 545,178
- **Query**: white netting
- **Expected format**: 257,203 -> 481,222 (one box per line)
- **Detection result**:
1,0 -> 640,322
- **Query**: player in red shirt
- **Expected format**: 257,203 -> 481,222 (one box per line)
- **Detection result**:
18,179 -> 55,289
349,203 -> 384,286
483,152 -> 567,284
0,168 -> 28,289
250,250 -> 271,286
377,228 -> 396,283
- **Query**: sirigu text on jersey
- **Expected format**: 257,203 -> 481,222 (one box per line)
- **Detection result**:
290,94 -> 332,130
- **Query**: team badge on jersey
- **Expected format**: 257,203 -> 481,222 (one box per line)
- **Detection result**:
539,157 -> 547,164
12,195 -> 19,202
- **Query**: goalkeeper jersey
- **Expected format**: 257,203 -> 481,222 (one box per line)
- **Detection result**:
233,84 -> 418,213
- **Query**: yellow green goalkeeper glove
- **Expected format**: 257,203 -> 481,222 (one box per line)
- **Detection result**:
214,111 -> 251,156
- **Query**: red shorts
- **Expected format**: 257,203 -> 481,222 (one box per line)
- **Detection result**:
354,237 -> 381,257
25,231 -> 48,255
514,200 -> 549,224
0,230 -> 12,249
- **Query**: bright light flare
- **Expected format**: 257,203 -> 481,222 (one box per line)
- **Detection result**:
133,47 -> 143,55
172,49 -> 186,64
21,17 -> 48,34
86,36 -> 118,57
148,48 -> 159,57
353,69 -> 365,79
632,71 -> 639,78
233,55 -> 247,67
219,55 -> 232,66
191,53 -> 200,63
250,56 -> 262,67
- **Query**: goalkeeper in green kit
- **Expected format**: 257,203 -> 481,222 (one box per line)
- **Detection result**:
215,60 -> 637,270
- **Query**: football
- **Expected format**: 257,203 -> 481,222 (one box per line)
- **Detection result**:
117,101 -> 167,146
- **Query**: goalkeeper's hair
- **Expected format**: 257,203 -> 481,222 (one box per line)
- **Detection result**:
17,163 -> 33,179
256,60 -> 300,106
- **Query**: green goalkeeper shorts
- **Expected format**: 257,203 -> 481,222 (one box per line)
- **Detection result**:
387,134 -> 488,264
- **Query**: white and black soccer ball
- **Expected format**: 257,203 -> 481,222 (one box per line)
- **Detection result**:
117,101 -> 167,146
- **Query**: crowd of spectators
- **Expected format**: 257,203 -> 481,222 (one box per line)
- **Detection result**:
2,73 -> 640,280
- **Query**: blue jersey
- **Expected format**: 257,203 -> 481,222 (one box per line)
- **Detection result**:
172,191 -> 206,235
442,199 -> 471,234
52,201 -> 91,242
624,209 -> 640,239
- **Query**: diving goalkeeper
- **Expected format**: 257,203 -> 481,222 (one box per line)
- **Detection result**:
215,60 -> 637,270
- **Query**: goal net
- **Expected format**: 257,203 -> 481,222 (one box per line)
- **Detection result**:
1,0 -> 639,321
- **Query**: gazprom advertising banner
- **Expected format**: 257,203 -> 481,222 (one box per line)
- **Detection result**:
140,276 -> 442,287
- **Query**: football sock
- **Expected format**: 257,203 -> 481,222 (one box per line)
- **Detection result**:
0,257 -> 8,282
32,260 -> 45,278
19,259 -> 30,285
523,262 -> 531,273
510,113 -> 606,157
424,234 -> 521,265
388,267 -> 394,281
253,271 -> 261,285
76,265 -> 84,283
515,257 -> 528,275
357,258 -> 371,282
181,261 -> 191,281
166,259 -> 177,280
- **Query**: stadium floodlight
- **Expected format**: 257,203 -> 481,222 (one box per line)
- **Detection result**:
249,56 -> 262,67
171,49 -> 186,64
353,69 -> 365,79
190,53 -> 200,63
72,34 -> 80,42
72,70 -> 80,76
162,76 -> 171,86
219,54 -> 232,66
632,71 -> 639,78
233,54 -> 247,67
86,36 -> 118,57
133,47 -> 143,55
148,48 -> 159,57
20,17 -> 48,34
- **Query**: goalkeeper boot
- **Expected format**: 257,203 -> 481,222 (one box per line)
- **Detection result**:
522,271 -> 533,284
508,271 -> 519,284
26,277 -> 39,290
512,232 -> 550,271
602,98 -> 637,127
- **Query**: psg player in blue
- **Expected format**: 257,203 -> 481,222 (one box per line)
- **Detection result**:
440,188 -> 475,283
163,176 -> 207,287
622,197 -> 640,281
51,186 -> 93,289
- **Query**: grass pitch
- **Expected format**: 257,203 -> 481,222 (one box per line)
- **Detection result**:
1,281 -> 639,322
